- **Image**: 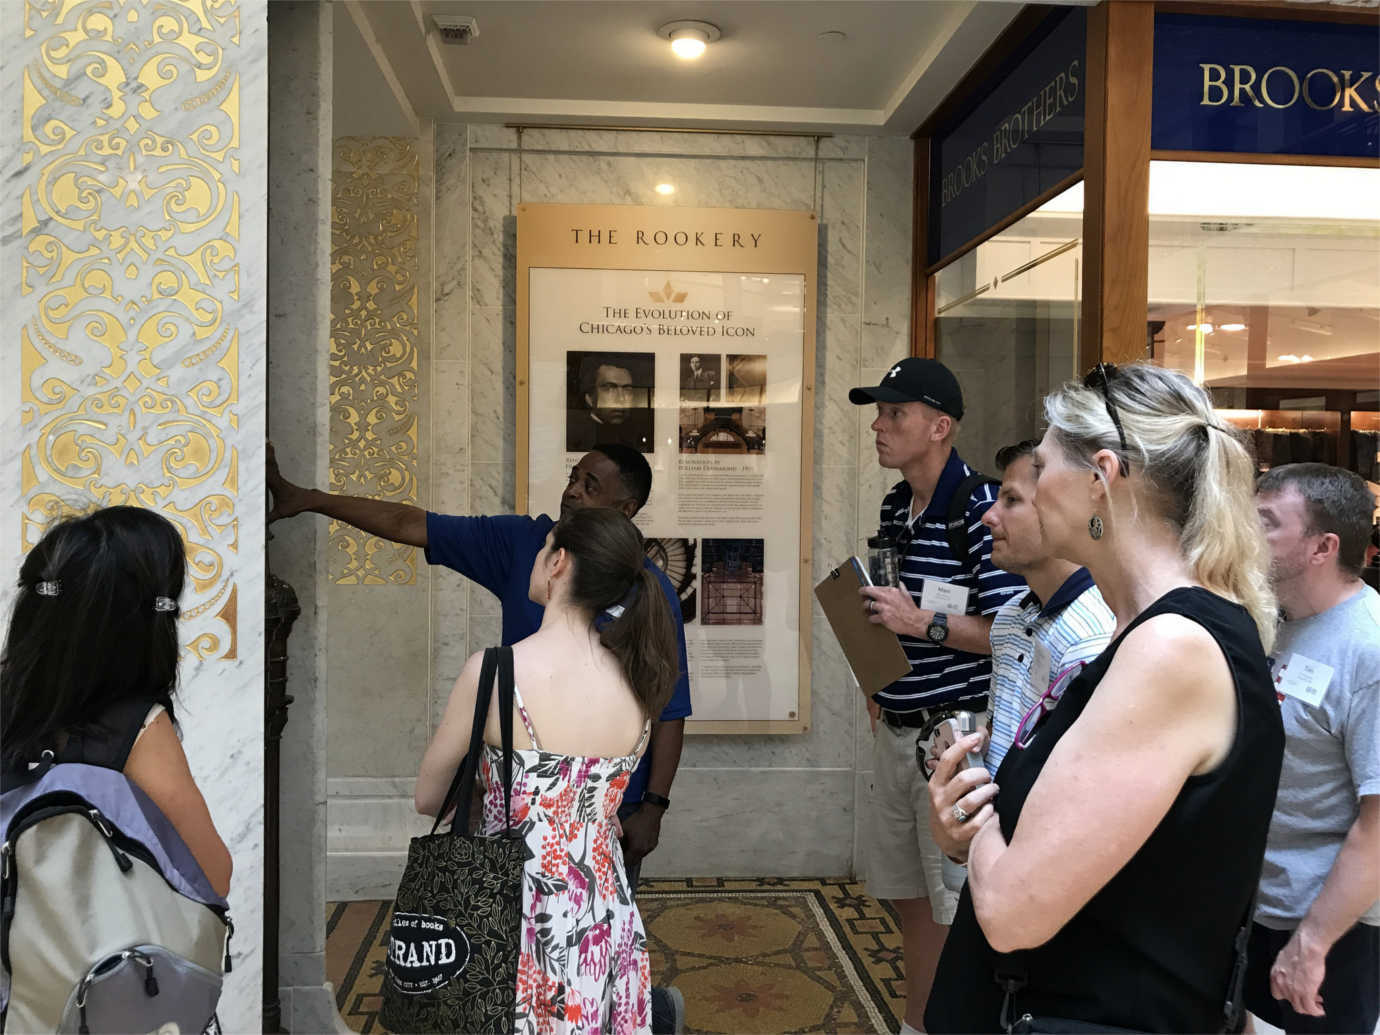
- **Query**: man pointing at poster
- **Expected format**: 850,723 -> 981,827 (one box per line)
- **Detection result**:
267,442 -> 691,1033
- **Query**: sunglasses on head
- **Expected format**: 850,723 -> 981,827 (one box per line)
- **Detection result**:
1082,362 -> 1129,473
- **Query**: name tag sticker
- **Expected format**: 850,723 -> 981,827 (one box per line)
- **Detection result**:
921,579 -> 970,615
1275,653 -> 1334,708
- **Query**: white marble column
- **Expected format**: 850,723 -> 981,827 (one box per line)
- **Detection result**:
267,2 -> 347,1032
2,0 -> 268,1029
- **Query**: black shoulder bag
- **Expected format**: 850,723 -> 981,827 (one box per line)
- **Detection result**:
380,646 -> 525,1035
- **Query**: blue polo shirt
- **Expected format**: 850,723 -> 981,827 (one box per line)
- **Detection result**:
424,511 -> 692,805
874,449 -> 1027,712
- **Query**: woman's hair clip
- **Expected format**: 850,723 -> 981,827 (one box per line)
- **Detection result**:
153,596 -> 178,613
35,580 -> 61,597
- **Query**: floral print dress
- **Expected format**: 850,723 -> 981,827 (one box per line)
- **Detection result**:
479,687 -> 652,1035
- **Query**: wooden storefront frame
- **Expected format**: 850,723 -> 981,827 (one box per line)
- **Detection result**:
909,0 -> 1380,364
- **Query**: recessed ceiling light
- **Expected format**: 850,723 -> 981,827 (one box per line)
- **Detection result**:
658,20 -> 721,60
1187,322 -> 1215,333
655,183 -> 675,195
1219,323 -> 1247,332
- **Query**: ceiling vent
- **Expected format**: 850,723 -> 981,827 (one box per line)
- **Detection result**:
433,15 -> 479,45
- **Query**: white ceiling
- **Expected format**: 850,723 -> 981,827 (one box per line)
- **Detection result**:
332,0 -> 1044,137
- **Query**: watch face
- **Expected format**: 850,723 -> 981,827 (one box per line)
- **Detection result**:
927,621 -> 948,643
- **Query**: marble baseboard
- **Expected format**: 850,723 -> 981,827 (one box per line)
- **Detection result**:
328,850 -> 411,902
282,982 -> 354,1034
638,767 -> 856,879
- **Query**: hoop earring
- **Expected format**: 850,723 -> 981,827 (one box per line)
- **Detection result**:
1088,515 -> 1105,541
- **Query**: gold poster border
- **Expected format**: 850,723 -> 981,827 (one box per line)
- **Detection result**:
516,203 -> 817,736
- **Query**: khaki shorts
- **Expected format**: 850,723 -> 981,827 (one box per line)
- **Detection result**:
864,719 -> 959,925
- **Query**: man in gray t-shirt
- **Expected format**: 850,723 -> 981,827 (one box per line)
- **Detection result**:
1250,464 -> 1380,1035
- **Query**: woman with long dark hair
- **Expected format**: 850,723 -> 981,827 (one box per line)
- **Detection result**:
416,506 -> 678,1035
1,506 -> 232,896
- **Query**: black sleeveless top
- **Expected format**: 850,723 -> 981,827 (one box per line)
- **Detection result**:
1,696 -> 162,790
926,588 -> 1283,1034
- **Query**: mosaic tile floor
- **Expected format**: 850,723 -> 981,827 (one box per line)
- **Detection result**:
327,877 -> 905,1034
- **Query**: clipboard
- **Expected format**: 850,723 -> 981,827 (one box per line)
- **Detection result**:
814,557 -> 911,697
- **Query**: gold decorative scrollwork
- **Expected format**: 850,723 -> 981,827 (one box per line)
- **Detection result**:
19,0 -> 245,660
329,137 -> 421,585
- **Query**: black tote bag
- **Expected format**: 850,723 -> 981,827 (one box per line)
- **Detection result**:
380,647 -> 525,1034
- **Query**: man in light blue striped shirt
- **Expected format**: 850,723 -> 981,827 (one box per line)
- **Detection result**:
981,440 -> 1115,774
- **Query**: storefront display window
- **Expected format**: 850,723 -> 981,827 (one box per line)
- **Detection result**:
1146,161 -> 1380,486
935,183 -> 1083,471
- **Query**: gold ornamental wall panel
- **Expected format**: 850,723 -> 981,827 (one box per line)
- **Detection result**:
18,0 -> 247,660
329,136 -> 420,585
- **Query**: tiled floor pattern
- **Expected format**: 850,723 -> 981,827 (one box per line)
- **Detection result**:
326,877 -> 904,1034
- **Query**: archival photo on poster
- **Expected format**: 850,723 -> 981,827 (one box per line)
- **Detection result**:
527,266 -> 805,724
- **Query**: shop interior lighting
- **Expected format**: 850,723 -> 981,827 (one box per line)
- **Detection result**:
1187,322 -> 1215,334
659,21 -> 720,60
1278,354 -> 1316,364
655,183 -> 676,195
1219,323 -> 1247,332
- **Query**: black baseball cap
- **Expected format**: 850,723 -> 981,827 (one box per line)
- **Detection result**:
849,357 -> 965,420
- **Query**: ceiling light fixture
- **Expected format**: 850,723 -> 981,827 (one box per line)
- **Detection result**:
658,20 -> 721,60
655,183 -> 675,195
1219,323 -> 1247,332
1187,322 -> 1215,334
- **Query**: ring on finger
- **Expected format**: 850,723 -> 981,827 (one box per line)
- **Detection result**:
952,803 -> 969,823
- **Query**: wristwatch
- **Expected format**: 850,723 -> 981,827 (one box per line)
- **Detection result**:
641,791 -> 671,811
926,612 -> 950,644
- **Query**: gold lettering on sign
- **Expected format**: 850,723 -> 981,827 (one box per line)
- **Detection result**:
329,137 -> 421,585
1201,63 -> 1229,106
19,0 -> 245,659
1201,62 -> 1377,113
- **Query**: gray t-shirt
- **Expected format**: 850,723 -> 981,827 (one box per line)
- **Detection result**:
1256,584 -> 1380,929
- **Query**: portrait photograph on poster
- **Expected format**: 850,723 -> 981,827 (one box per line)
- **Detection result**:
701,538 -> 765,626
726,354 -> 767,404
678,406 -> 766,455
518,203 -> 817,730
565,350 -> 655,454
679,353 -> 721,404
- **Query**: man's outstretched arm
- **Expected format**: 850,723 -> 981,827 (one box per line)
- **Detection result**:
267,443 -> 428,548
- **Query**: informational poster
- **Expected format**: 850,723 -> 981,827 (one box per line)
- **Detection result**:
517,205 -> 817,733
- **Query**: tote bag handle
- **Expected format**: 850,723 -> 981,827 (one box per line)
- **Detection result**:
430,646 -> 515,836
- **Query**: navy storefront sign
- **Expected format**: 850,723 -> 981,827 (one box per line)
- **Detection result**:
929,7 -> 1085,267
1153,13 -> 1380,159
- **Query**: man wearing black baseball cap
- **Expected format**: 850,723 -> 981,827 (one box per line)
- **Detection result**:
850,357 -> 1026,1034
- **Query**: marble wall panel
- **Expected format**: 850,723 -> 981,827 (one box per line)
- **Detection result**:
470,307 -> 516,466
326,585 -> 430,777
6,1 -> 267,1027
470,151 -> 515,309
518,128 -> 819,160
819,159 -> 865,317
518,154 -> 817,212
864,137 -> 915,370
435,123 -> 470,366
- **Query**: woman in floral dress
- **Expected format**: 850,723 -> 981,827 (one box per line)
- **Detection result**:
416,508 -> 679,1035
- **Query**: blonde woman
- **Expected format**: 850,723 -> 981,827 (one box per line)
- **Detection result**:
925,364 -> 1283,1034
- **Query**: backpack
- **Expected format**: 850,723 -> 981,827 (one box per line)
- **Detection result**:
0,759 -> 232,1034
945,472 -> 999,571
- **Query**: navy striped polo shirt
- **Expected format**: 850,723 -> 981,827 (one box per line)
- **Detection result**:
873,449 -> 1027,713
